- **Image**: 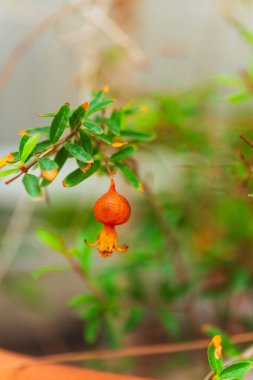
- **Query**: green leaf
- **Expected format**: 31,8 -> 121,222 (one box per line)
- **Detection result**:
229,92 -> 251,103
248,193 -> 253,197
54,147 -> 69,170
109,145 -> 136,162
39,157 -> 59,181
79,129 -> 93,155
0,168 -> 20,177
124,308 -> 144,332
19,135 -> 29,157
50,103 -> 72,143
121,130 -> 156,141
83,120 -> 103,135
25,126 -> 50,135
238,24 -> 253,46
96,134 -> 113,144
10,151 -> 20,162
84,317 -> 101,344
69,294 -> 96,308
104,118 -> 120,135
220,361 -> 252,379
116,162 -> 143,192
208,343 -> 223,376
64,142 -> 93,163
70,105 -> 86,130
204,326 -> 240,357
215,75 -> 244,88
38,112 -> 56,118
104,318 -> 120,348
33,140 -> 52,154
111,109 -> 122,127
80,304 -> 102,320
22,174 -> 42,199
19,134 -> 41,163
157,309 -> 179,337
32,264 -> 69,279
63,160 -> 100,187
36,228 -> 67,254
87,90 -> 115,116
122,105 -> 140,115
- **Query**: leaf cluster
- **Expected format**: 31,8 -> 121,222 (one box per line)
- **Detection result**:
0,88 -> 155,198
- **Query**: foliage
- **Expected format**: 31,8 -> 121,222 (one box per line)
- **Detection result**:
207,334 -> 253,380
3,78 -> 253,350
0,88 -> 154,198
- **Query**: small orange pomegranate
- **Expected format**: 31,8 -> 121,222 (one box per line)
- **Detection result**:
85,179 -> 131,258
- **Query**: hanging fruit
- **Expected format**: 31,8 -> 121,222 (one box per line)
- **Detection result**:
85,179 -> 131,258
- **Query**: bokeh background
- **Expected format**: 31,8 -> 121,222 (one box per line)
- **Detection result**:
1,0 -> 253,379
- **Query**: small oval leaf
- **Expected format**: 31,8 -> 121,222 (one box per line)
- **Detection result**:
64,142 -> 93,163
104,118 -> 120,135
33,140 -> 52,154
39,157 -> 59,182
19,126 -> 50,136
220,361 -> 252,379
54,147 -> 69,170
70,104 -> 86,130
109,145 -> 136,162
19,134 -> 41,163
83,120 -> 103,135
0,168 -> 20,178
116,162 -> 143,192
36,228 -> 66,254
22,174 -> 42,199
50,103 -> 72,143
63,160 -> 100,188
79,129 -> 93,155
121,130 -> 155,141
87,90 -> 115,116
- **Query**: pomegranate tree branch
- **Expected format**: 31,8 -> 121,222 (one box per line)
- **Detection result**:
240,134 -> 253,148
5,123 -> 82,185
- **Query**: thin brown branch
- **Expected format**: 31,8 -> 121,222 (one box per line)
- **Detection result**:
17,331 -> 253,369
5,122 -> 82,185
238,148 -> 251,171
84,5 -> 148,67
0,2 -> 78,96
240,134 -> 253,148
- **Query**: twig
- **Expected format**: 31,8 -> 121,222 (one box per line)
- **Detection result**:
5,122 -> 82,185
238,148 -> 251,171
104,157 -> 114,180
16,331 -> 253,368
0,2 -> 80,96
84,5 -> 148,67
240,134 -> 253,148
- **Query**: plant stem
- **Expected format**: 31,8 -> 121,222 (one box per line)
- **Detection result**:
5,123 -> 82,185
240,134 -> 253,148
16,331 -> 253,367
